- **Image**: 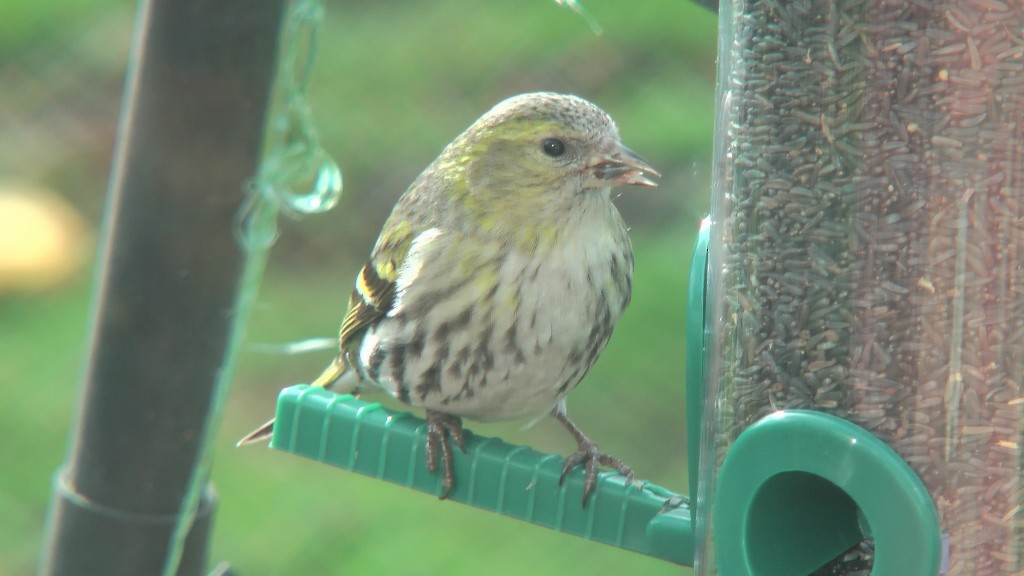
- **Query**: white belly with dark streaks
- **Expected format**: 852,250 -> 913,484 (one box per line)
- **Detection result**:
357,194 -> 632,422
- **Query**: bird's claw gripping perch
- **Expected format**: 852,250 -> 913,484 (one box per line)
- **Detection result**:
552,408 -> 634,506
657,495 -> 689,514
425,410 -> 466,499
559,440 -> 635,506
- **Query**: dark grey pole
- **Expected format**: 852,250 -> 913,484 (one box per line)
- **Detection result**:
41,0 -> 285,574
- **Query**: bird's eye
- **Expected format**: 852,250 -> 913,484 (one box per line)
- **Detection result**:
541,138 -> 566,157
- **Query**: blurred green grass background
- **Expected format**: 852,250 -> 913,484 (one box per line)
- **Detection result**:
0,1 -> 715,574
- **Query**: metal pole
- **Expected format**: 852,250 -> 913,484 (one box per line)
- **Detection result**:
41,0 -> 285,573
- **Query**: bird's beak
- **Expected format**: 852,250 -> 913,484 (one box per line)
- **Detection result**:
586,142 -> 660,188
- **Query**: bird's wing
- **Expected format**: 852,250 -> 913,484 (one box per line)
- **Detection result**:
337,263 -> 393,346
238,238 -> 411,445
338,233 -> 409,348
339,224 -> 444,348
241,188 -> 445,444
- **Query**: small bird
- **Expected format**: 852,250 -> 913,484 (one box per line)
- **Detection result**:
239,92 -> 658,505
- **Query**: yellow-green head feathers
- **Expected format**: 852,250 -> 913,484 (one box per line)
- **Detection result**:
376,92 -> 657,253
409,92 -> 658,250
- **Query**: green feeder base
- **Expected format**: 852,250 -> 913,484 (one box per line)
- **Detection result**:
712,410 -> 941,576
269,385 -> 695,566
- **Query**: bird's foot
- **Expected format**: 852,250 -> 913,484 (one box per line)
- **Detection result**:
559,439 -> 634,506
425,410 -> 466,499
658,495 -> 689,514
552,409 -> 633,506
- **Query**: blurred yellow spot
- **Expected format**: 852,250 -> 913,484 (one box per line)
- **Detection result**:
0,184 -> 91,293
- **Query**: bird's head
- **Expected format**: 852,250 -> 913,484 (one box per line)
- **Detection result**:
452,92 -> 659,201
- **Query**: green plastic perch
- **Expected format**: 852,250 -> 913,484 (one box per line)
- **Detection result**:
269,385 -> 694,566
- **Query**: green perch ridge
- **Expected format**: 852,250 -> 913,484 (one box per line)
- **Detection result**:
269,385 -> 693,565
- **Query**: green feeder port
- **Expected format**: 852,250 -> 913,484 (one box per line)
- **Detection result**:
712,410 -> 941,576
268,219 -> 943,575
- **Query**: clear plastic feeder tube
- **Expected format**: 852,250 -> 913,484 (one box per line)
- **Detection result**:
701,0 -> 1024,574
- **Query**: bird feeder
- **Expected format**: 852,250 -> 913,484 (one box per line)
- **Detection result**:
273,2 -> 1024,575
697,0 -> 1024,573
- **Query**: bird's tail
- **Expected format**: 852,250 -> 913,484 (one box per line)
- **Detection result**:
236,417 -> 276,446
236,355 -> 348,447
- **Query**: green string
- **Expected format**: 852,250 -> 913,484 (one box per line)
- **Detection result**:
161,1 -> 341,574
553,0 -> 604,35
